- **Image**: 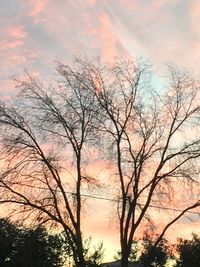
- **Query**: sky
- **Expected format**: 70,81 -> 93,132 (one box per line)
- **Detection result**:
1,0 -> 200,262
2,0 -> 200,98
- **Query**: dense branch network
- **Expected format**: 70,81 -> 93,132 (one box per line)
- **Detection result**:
0,57 -> 199,267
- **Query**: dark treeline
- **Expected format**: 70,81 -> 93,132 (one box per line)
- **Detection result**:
0,218 -> 103,267
123,231 -> 200,267
0,218 -> 199,267
0,218 -> 65,267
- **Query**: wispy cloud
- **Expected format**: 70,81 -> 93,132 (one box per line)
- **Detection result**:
8,25 -> 27,38
0,25 -> 27,51
0,39 -> 23,50
96,12 -> 117,62
25,0 -> 49,18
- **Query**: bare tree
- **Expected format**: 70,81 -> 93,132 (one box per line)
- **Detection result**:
0,57 -> 200,267
66,58 -> 200,267
0,66 -> 100,267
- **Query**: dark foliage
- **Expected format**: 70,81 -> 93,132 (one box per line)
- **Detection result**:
0,219 -> 65,267
176,233 -> 200,267
138,235 -> 169,267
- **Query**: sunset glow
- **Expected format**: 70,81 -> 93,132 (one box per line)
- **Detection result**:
1,0 -> 200,264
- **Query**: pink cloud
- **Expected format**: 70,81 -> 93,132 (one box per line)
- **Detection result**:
190,0 -> 200,17
149,0 -> 178,13
22,0 -> 48,18
85,0 -> 96,7
0,25 -> 27,51
8,26 -> 27,39
121,0 -> 176,15
29,0 -> 48,17
96,12 -> 118,62
121,0 -> 139,11
0,39 -> 24,50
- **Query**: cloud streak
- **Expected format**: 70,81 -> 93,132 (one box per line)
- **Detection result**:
25,0 -> 49,18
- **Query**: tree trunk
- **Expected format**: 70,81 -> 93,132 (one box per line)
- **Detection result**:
121,244 -> 130,267
121,255 -> 129,267
75,230 -> 86,267
76,251 -> 86,267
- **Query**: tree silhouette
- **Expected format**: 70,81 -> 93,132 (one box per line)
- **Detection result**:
86,58 -> 200,267
0,218 -> 20,266
0,64 -> 100,267
0,57 -> 200,267
176,233 -> 200,267
137,234 -> 170,267
0,219 -> 65,267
